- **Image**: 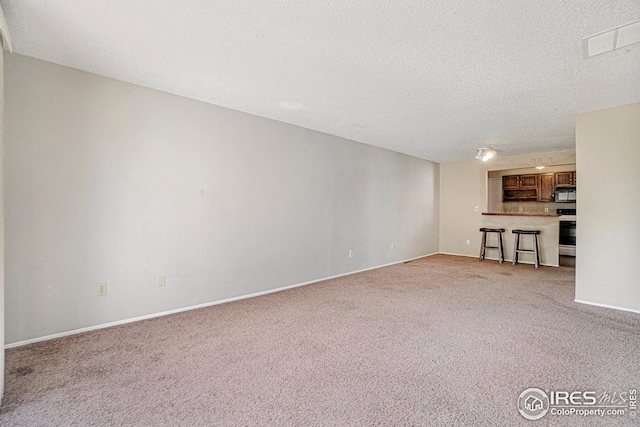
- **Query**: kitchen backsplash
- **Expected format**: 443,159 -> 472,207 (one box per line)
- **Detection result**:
502,201 -> 576,213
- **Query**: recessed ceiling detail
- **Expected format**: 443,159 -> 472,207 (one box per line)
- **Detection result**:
1,1 -> 639,163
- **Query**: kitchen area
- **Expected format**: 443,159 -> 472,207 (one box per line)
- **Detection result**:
483,165 -> 576,267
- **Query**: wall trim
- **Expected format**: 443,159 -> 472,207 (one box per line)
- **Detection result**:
574,299 -> 640,315
437,252 -> 558,267
5,252 -> 439,349
438,252 -> 477,258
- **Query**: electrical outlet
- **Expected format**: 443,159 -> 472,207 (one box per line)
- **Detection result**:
97,282 -> 107,297
158,275 -> 166,287
466,240 -> 471,245
474,206 -> 479,212
545,207 -> 549,212
519,206 -> 523,212
349,250 -> 353,258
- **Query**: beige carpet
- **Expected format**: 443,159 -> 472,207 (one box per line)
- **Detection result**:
559,255 -> 576,267
1,255 -> 639,426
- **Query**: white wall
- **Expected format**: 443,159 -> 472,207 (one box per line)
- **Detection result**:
4,54 -> 440,344
0,40 -> 5,400
575,103 -> 640,312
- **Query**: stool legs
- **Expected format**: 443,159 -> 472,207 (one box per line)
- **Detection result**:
512,232 -> 540,267
479,229 -> 505,262
479,231 -> 487,261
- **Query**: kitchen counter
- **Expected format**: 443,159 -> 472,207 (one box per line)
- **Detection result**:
482,213 -> 560,217
481,213 -> 559,267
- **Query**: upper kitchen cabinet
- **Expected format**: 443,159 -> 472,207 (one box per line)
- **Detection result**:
502,175 -> 520,189
502,169 -> 576,202
555,171 -> 576,187
502,174 -> 540,201
538,173 -> 555,202
502,174 -> 539,189
519,174 -> 539,188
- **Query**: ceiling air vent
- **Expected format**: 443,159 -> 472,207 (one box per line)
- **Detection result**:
583,19 -> 640,58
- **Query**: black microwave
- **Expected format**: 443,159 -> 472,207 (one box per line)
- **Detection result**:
555,187 -> 576,203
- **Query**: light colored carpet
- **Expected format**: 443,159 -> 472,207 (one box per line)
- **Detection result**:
559,255 -> 576,267
1,254 -> 639,426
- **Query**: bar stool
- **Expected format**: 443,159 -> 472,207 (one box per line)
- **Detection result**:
479,228 -> 505,263
512,229 -> 541,268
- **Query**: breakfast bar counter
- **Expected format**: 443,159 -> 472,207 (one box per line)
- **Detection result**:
481,213 -> 560,266
482,213 -> 560,217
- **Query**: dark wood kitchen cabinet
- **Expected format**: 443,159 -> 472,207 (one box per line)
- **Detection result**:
502,174 -> 539,201
519,174 -> 539,188
555,171 -> 576,187
502,175 -> 520,189
502,174 -> 538,189
502,170 -> 576,202
538,173 -> 555,202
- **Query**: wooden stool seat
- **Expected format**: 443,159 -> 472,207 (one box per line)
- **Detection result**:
479,228 -> 505,263
512,229 -> 541,268
512,229 -> 541,235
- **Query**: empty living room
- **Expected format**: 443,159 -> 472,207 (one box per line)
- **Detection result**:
0,2 -> 639,426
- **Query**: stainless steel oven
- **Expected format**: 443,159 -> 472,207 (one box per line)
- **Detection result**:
558,209 -> 576,257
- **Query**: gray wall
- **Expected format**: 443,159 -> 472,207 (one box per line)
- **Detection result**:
575,103 -> 640,312
4,54 -> 439,344
1,40 -> 5,399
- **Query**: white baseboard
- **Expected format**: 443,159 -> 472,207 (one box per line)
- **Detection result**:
5,252 -> 439,349
574,299 -> 640,315
438,252 -> 477,258
437,252 -> 558,267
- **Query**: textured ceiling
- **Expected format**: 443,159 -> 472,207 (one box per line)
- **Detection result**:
2,1 -> 639,163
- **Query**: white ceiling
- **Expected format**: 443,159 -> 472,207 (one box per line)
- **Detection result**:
2,1 -> 639,163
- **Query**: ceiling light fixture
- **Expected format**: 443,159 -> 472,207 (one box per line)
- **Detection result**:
475,148 -> 495,161
583,19 -> 640,58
